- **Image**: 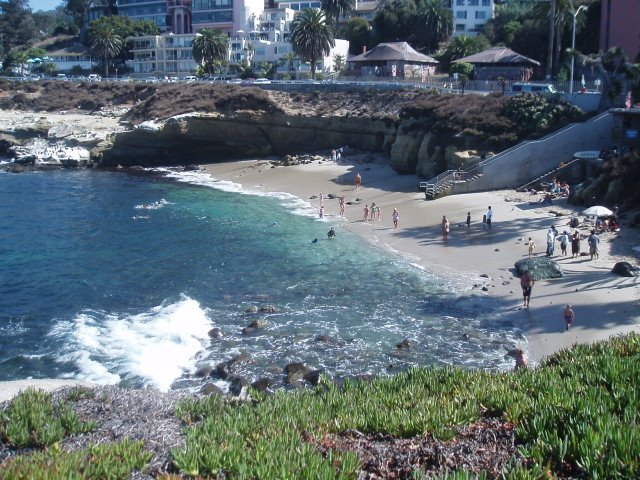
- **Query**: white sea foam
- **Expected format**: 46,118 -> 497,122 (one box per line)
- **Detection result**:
51,297 -> 211,391
134,198 -> 172,210
153,168 -> 320,219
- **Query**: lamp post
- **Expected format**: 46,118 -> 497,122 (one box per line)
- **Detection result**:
569,3 -> 588,93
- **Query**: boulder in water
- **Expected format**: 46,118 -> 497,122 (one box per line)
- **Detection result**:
200,383 -> 224,396
514,258 -> 563,279
229,376 -> 250,396
611,262 -> 639,277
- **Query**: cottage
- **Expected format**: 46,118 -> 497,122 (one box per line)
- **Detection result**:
454,47 -> 540,81
348,42 -> 438,80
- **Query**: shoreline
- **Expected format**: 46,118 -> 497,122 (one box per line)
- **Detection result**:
199,154 -> 640,366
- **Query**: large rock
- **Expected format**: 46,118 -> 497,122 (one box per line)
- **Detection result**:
284,362 -> 310,385
514,258 -> 563,279
200,383 -> 224,396
611,262 -> 639,277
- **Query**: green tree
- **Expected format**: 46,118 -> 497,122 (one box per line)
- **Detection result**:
449,61 -> 473,78
0,0 -> 38,52
342,17 -> 370,56
436,35 -> 489,72
281,51 -> 297,75
372,0 -> 417,44
192,27 -> 229,75
332,53 -> 345,75
413,0 -> 453,53
88,21 -> 123,77
497,75 -> 507,95
320,0 -> 354,21
290,8 -> 335,79
64,0 -> 90,29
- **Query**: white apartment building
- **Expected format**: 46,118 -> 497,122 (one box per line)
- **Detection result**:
451,0 -> 494,36
127,33 -> 198,76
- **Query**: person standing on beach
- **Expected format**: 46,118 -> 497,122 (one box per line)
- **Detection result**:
331,149 -> 336,162
392,208 -> 399,229
588,230 -> 600,260
355,173 -> 362,189
319,205 -> 325,219
339,197 -> 345,216
520,270 -> 535,308
363,204 -> 369,222
466,212 -> 471,228
370,202 -> 377,221
564,305 -> 575,330
486,206 -> 493,228
571,231 -> 581,258
527,237 -> 536,257
558,230 -> 570,256
546,226 -> 557,256
441,215 -> 450,243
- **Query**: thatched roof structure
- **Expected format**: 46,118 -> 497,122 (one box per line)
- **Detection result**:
455,47 -> 540,66
350,42 -> 438,64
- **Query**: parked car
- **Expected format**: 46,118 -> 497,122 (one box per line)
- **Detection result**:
510,83 -> 556,94
87,74 -> 101,82
56,73 -> 67,81
184,76 -> 197,83
254,78 -> 271,84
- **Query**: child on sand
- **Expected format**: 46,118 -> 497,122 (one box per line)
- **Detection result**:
392,208 -> 399,229
527,237 -> 536,257
564,305 -> 575,331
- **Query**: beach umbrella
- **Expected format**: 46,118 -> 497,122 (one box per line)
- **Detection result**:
582,206 -> 613,217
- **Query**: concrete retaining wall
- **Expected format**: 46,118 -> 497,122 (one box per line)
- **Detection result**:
451,110 -> 613,193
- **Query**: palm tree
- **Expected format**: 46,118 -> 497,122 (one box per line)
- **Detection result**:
88,23 -> 124,78
414,0 -> 453,53
193,27 -> 229,75
290,8 -> 336,80
320,0 -> 354,21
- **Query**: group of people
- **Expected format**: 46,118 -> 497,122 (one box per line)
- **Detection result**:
363,203 -> 382,221
540,225 -> 600,260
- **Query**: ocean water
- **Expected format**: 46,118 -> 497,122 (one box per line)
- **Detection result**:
0,166 -> 525,393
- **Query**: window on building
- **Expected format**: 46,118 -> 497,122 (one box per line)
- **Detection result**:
455,24 -> 465,32
456,10 -> 467,19
475,10 -> 486,19
456,0 -> 464,4
481,0 -> 490,5
468,0 -> 478,5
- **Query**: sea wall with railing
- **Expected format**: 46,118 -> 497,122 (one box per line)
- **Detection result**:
450,110 -> 614,194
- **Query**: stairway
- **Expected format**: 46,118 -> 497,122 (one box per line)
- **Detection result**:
515,158 -> 581,192
421,165 -> 484,199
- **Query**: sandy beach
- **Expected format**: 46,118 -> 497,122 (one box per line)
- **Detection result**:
200,153 -> 640,366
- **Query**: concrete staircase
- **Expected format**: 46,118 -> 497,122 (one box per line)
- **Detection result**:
515,158 -> 581,192
420,165 -> 484,199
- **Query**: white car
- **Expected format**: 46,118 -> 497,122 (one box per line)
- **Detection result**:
184,76 -> 197,83
254,78 -> 271,84
87,74 -> 101,82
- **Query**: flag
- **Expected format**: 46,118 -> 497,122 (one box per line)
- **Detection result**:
626,91 -> 633,108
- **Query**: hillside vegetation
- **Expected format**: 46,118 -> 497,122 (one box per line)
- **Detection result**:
1,333 -> 639,479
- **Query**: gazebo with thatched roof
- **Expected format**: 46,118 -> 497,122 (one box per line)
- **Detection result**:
454,47 -> 541,81
348,42 -> 439,79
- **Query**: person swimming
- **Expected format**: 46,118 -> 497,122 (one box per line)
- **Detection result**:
327,227 -> 336,239
311,238 -> 318,243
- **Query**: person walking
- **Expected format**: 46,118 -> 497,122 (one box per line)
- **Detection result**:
441,215 -> 450,243
564,305 -> 575,330
486,206 -> 493,228
392,208 -> 399,229
318,205 -> 325,218
339,197 -> 345,216
466,212 -> 471,228
363,204 -> 369,222
527,237 -> 536,257
520,270 -> 535,308
355,172 -> 362,189
588,229 -> 600,260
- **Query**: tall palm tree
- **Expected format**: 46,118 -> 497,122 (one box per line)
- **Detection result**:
290,8 -> 336,80
414,0 -> 453,53
88,23 -> 124,78
193,27 -> 229,75
320,0 -> 354,21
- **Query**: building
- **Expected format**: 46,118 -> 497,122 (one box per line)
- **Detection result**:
127,33 -> 198,76
117,0 -> 171,32
190,0 -> 264,36
454,47 -> 540,81
47,45 -> 97,72
450,0 -> 495,37
600,0 -> 640,61
348,42 -> 438,79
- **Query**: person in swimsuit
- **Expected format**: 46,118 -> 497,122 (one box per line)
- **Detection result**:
392,208 -> 399,229
363,204 -> 369,221
441,215 -> 450,243
339,197 -> 345,216
355,173 -> 362,189
527,237 -> 536,257
564,305 -> 575,330
520,270 -> 535,308
327,227 -> 336,239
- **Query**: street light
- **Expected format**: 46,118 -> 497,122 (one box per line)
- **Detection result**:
569,2 -> 588,93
